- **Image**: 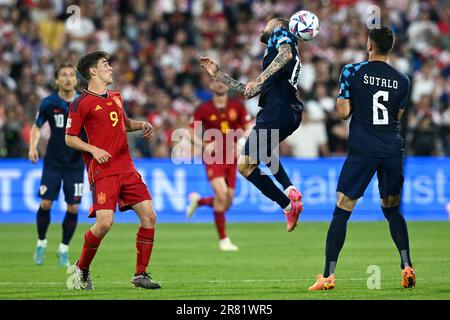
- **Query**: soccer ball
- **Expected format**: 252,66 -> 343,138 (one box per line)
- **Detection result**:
289,10 -> 320,41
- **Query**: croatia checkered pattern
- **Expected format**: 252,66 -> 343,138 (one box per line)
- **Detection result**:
338,62 -> 369,99
268,27 -> 294,50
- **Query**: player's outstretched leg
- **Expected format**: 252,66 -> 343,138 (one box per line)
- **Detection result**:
269,159 -> 303,203
34,203 -> 52,265
239,163 -> 302,232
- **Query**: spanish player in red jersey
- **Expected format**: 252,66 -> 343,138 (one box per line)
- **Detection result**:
64,51 -> 160,290
186,80 -> 249,251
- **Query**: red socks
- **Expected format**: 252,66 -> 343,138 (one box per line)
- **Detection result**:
136,227 -> 155,275
198,197 -> 214,207
214,211 -> 227,240
77,229 -> 102,270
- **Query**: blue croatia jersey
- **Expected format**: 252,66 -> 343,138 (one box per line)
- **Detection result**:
259,27 -> 302,108
338,60 -> 410,158
35,92 -> 84,169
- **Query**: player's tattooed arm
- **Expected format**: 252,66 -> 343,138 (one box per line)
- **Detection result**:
215,72 -> 247,96
258,44 -> 293,83
200,57 -> 255,98
244,44 -> 293,96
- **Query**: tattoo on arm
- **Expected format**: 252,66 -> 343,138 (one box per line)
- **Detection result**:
212,44 -> 292,99
258,44 -> 293,83
215,71 -> 263,98
215,71 -> 246,96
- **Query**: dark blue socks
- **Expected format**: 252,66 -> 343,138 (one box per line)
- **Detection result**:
382,205 -> 412,269
246,167 -> 290,209
324,206 -> 352,277
62,211 -> 78,245
36,207 -> 50,240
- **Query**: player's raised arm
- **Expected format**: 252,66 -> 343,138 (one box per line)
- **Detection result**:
199,57 -> 255,99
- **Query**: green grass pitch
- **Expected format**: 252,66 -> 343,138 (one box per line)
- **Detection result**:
0,222 -> 449,300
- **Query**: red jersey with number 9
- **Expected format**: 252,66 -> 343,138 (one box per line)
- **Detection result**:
66,89 -> 136,185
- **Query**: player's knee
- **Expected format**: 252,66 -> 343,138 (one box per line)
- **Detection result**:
336,193 -> 357,212
381,196 -> 400,208
238,163 -> 256,177
215,192 -> 228,206
66,204 -> 78,214
140,210 -> 157,228
40,200 -> 53,211
98,218 -> 114,232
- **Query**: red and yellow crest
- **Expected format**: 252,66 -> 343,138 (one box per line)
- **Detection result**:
97,192 -> 106,205
112,96 -> 123,109
228,109 -> 237,121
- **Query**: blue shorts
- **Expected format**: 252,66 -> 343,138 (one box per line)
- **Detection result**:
242,104 -> 302,164
337,155 -> 404,200
38,166 -> 85,204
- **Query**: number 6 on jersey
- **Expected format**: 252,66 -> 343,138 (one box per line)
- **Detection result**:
373,90 -> 389,125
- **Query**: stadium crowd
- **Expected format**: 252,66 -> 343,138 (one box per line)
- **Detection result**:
0,0 -> 449,159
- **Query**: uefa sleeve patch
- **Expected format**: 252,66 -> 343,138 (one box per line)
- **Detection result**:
66,118 -> 72,128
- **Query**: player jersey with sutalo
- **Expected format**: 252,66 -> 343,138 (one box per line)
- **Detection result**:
338,60 -> 410,158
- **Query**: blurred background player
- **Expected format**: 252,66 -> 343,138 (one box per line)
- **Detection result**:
200,18 -> 304,232
308,26 -> 415,291
186,80 -> 249,251
28,63 -> 83,267
65,51 -> 160,290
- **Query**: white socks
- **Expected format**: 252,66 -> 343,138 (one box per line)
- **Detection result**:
37,240 -> 69,252
37,239 -> 48,248
58,243 -> 69,253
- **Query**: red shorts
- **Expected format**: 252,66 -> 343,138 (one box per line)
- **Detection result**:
205,163 -> 238,189
89,172 -> 152,218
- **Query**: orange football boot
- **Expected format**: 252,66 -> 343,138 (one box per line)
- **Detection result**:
308,274 -> 335,291
402,266 -> 416,288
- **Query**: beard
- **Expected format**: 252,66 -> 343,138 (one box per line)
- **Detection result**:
260,31 -> 270,44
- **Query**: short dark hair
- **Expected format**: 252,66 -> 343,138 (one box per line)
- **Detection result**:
54,63 -> 75,79
368,26 -> 395,55
76,51 -> 111,81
